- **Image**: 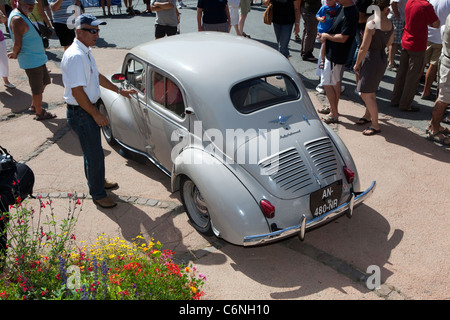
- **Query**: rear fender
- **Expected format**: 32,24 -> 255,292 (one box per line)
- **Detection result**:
172,148 -> 270,246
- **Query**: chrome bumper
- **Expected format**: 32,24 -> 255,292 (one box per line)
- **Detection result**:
243,181 -> 376,246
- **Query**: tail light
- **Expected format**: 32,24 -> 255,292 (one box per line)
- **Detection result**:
260,199 -> 275,219
343,166 -> 355,183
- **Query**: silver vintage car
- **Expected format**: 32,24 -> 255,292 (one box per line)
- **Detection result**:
99,32 -> 375,246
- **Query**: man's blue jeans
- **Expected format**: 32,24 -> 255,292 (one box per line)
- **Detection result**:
273,23 -> 294,58
67,106 -> 107,200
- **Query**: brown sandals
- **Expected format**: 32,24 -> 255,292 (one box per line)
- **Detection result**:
34,109 -> 56,121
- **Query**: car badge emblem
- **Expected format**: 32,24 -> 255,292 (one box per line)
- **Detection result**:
270,115 -> 292,126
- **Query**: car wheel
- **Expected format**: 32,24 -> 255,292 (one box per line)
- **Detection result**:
180,177 -> 213,235
98,101 -> 116,145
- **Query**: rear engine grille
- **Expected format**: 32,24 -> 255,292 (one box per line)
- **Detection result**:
259,148 -> 313,193
305,137 -> 338,179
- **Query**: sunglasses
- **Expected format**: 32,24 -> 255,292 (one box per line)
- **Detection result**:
81,28 -> 100,34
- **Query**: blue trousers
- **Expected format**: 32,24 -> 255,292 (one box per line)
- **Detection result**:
273,23 -> 294,58
67,106 -> 107,200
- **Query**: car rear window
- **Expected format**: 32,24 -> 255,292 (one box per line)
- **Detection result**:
230,74 -> 299,114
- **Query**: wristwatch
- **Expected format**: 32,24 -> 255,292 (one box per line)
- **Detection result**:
117,87 -> 122,94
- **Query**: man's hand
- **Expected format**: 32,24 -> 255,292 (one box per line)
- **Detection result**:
119,88 -> 138,98
7,51 -> 18,59
92,110 -> 109,127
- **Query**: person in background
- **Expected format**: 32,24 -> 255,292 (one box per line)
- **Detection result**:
420,0 -> 450,100
387,0 -> 407,71
318,0 -> 358,124
100,0 -> 112,16
228,0 -> 241,35
353,0 -> 393,136
316,0 -> 340,69
197,0 -> 230,33
49,0 -> 80,50
0,0 -> 10,31
8,0 -> 55,120
143,0 -> 151,13
124,0 -> 135,16
300,0 -> 321,62
151,0 -> 179,39
426,14 -> 450,146
29,0 -> 54,49
390,0 -> 439,112
238,0 -> 251,37
266,0 -> 301,59
0,9 -> 15,89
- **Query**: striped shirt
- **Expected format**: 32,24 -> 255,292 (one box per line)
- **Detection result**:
49,0 -> 78,24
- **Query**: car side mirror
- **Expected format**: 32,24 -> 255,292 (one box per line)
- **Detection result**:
185,107 -> 194,115
111,73 -> 126,83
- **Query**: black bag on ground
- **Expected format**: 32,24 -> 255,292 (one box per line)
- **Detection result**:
1,146 -> 34,265
0,145 -> 35,212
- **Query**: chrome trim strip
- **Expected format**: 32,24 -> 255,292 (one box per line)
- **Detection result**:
243,181 -> 376,246
115,139 -> 172,177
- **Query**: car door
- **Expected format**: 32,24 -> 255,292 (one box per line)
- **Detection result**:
138,69 -> 189,175
112,55 -> 148,152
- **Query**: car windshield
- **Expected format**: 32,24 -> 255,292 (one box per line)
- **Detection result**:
230,74 -> 299,114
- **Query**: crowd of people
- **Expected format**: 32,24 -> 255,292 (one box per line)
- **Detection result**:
1,0 -> 449,139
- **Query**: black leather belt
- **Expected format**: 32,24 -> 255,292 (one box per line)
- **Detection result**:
67,104 -> 80,110
67,99 -> 100,110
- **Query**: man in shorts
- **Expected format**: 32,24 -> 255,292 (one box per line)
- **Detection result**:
49,0 -> 80,50
427,14 -> 450,146
151,0 -> 179,39
420,0 -> 450,100
7,0 -> 55,120
318,0 -> 358,123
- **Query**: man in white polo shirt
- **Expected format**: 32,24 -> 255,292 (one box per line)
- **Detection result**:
61,14 -> 136,208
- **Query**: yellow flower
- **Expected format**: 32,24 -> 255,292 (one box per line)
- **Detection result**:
185,267 -> 191,273
190,286 -> 197,293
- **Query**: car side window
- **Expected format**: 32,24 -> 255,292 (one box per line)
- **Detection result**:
125,59 -> 146,94
151,71 -> 185,118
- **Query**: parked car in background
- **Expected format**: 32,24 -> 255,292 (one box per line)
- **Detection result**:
99,32 -> 376,246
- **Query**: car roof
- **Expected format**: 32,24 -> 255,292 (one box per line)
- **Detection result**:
130,32 -> 302,131
130,32 -> 291,82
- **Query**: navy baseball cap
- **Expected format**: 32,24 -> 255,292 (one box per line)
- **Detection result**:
75,14 -> 107,28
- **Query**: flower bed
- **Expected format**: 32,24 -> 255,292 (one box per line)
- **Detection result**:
0,195 -> 205,300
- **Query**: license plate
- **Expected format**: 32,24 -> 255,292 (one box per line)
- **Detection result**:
310,180 -> 343,217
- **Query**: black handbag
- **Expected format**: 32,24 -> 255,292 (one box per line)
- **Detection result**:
0,146 -> 35,212
37,22 -> 53,38
30,12 -> 53,38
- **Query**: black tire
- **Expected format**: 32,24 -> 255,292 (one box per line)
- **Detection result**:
98,101 -> 116,145
180,177 -> 213,236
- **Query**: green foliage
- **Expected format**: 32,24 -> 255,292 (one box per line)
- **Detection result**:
0,195 -> 205,300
